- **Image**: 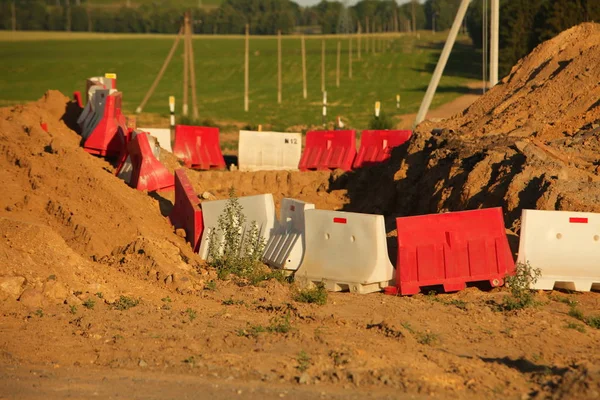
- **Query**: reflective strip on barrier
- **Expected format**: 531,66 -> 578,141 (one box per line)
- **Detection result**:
238,130 -> 302,171
296,210 -> 394,294
387,207 -> 514,296
263,198 -> 315,271
83,91 -> 125,157
517,209 -> 600,292
198,194 -> 276,260
139,128 -> 172,153
173,125 -> 226,170
169,169 -> 204,253
353,130 -> 412,168
127,132 -> 174,192
298,130 -> 356,171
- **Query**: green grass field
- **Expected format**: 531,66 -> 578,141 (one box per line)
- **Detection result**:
0,31 -> 481,131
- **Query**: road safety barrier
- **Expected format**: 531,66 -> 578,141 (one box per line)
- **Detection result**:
127,132 -> 174,192
139,128 -> 172,153
173,125 -> 226,170
116,129 -> 161,184
73,91 -> 83,108
517,209 -> 600,292
238,130 -> 302,171
198,194 -> 277,260
263,198 -> 315,271
353,130 -> 412,168
386,207 -> 514,296
169,169 -> 204,253
78,86 -> 108,140
298,130 -> 356,171
296,210 -> 395,294
83,91 -> 127,157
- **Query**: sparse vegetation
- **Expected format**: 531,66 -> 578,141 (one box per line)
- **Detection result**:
96,292 -> 103,299
267,312 -> 293,334
237,324 -> 267,339
569,304 -> 600,330
185,308 -> 197,322
417,332 -> 439,346
112,296 -> 140,311
500,261 -> 541,311
296,351 -> 311,372
368,110 -> 394,130
566,322 -> 586,333
222,298 -> 245,306
69,305 -> 77,314
294,282 -> 328,305
82,298 -> 95,310
34,309 -> 44,318
204,281 -> 217,291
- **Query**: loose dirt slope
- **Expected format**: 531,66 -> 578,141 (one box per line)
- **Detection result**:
1,24 -> 600,400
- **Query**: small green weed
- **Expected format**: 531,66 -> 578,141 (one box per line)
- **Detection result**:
112,296 -> 139,311
69,305 -> 77,314
567,304 -> 600,329
566,322 -> 586,333
552,295 -> 578,306
237,324 -> 266,339
183,356 -> 196,365
568,305 -> 585,320
204,280 -> 217,291
329,350 -> 349,367
222,298 -> 245,306
267,312 -> 292,334
34,309 -> 44,318
82,298 -> 95,310
587,316 -> 600,329
186,308 -> 197,322
96,292 -> 103,299
294,282 -> 328,305
161,296 -> 172,303
401,321 -> 415,333
417,332 -> 439,346
296,350 -> 311,372
368,110 -> 393,130
501,261 -> 541,311
447,299 -> 468,310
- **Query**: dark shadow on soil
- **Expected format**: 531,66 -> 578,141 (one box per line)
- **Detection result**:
149,192 -> 173,217
480,357 -> 569,376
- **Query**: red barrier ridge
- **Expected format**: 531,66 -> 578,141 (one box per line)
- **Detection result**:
353,130 -> 412,168
298,130 -> 356,171
83,92 -> 126,157
169,169 -> 204,253
386,207 -> 514,296
173,125 -> 226,170
73,91 -> 83,108
128,132 -> 174,192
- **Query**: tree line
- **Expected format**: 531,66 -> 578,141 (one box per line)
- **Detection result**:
1,0 -> 598,77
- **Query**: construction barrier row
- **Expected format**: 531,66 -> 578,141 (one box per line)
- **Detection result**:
173,125 -> 226,170
238,130 -> 302,172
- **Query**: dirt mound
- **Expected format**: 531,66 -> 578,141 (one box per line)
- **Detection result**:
340,23 -> 600,240
0,90 -> 205,304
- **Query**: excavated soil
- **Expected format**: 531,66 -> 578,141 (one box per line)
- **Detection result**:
1,23 -> 600,399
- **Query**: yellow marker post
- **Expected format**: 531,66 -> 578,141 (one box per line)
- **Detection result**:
104,73 -> 117,79
375,101 -> 381,118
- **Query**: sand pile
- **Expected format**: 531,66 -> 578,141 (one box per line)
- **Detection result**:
0,91 -> 205,306
340,23 -> 600,239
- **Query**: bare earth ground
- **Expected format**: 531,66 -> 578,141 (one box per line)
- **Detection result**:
2,23 -> 600,400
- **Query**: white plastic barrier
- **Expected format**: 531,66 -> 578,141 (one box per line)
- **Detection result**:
139,128 -> 172,153
198,194 -> 277,260
238,130 -> 302,171
77,85 -> 104,129
296,210 -> 395,294
81,88 -> 112,140
263,198 -> 315,271
517,209 -> 600,292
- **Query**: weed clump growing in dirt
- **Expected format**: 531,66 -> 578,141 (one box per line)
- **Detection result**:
207,188 -> 267,281
294,282 -> 327,305
82,298 -> 95,310
296,350 -> 311,372
112,296 -> 139,311
568,304 -> 600,330
501,262 -> 541,311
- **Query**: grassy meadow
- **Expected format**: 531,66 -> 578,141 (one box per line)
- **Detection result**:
0,31 -> 481,131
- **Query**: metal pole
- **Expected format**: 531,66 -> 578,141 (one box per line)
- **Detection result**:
490,0 -> 499,86
277,30 -> 282,104
336,40 -> 341,88
301,35 -> 307,99
321,39 -> 325,93
183,13 -> 189,117
244,24 -> 249,112
187,11 -> 199,120
414,0 -> 471,127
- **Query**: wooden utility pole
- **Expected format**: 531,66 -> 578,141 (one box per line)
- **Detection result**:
301,35 -> 307,99
186,11 -> 199,119
244,23 -> 249,112
321,39 -> 325,93
336,40 -> 341,88
365,17 -> 369,53
65,0 -> 71,32
183,13 -> 189,116
11,1 -> 16,31
135,26 -> 184,113
357,23 -> 361,60
277,30 -> 282,104
348,36 -> 352,78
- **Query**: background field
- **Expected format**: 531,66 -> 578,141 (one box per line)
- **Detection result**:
0,31 -> 480,130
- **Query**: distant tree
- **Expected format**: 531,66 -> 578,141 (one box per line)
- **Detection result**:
424,0 -> 462,32
535,0 -> 600,41
70,6 -> 88,31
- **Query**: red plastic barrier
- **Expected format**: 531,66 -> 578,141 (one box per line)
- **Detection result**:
172,125 -> 226,170
386,207 -> 514,296
353,130 -> 412,168
73,91 -> 83,108
128,132 -> 174,192
298,130 -> 356,171
169,169 -> 204,252
83,92 -> 126,157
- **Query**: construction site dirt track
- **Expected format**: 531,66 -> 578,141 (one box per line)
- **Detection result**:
1,23 -> 599,399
